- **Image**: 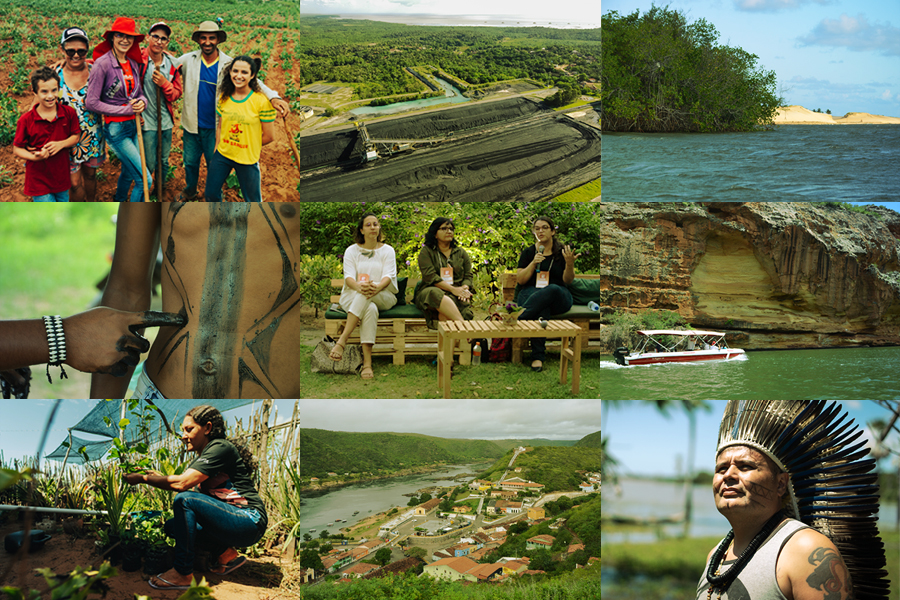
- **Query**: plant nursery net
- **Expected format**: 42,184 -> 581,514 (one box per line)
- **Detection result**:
45,400 -> 257,463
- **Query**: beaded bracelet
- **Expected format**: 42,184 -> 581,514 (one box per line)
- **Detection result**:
42,315 -> 69,383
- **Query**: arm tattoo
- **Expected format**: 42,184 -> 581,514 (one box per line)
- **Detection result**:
806,547 -> 852,600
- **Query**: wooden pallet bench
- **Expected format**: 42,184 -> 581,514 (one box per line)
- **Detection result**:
324,278 -> 471,366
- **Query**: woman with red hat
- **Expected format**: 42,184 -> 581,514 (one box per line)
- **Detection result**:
85,17 -> 152,202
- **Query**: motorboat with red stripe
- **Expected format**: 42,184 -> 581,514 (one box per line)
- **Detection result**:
613,330 -> 746,366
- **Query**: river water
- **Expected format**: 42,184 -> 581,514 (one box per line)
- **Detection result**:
295,463 -> 491,535
602,125 -> 900,201
350,76 -> 469,117
593,346 -> 900,400
603,477 -> 900,544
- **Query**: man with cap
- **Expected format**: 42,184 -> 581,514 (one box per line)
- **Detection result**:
697,400 -> 888,600
56,26 -> 106,202
175,21 -> 289,201
141,21 -> 182,200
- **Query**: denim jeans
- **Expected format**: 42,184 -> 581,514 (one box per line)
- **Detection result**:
142,127 -> 173,183
103,120 -> 152,202
518,284 -> 573,362
182,128 -> 216,196
33,190 -> 69,202
164,491 -> 264,575
204,151 -> 262,202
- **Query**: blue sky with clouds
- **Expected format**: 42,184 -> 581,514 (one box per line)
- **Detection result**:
604,400 -> 900,477
604,0 -> 900,118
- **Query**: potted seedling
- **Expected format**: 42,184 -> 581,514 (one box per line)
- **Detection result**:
120,525 -> 142,572
135,512 -> 173,575
93,464 -> 134,566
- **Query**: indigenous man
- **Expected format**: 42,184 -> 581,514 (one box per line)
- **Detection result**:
698,400 -> 888,600
140,21 -> 182,199
175,21 -> 289,201
90,203 -> 301,399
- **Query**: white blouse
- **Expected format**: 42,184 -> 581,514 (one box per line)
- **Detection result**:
340,243 -> 399,296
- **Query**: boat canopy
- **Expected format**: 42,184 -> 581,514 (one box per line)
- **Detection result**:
638,330 -> 726,337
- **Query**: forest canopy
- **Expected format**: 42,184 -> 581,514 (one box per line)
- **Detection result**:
602,6 -> 781,132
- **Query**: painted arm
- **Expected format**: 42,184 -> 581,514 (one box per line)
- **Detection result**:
90,204 -> 162,398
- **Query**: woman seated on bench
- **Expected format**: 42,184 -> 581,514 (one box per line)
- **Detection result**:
330,212 -> 398,379
516,215 -> 580,372
414,217 -> 474,329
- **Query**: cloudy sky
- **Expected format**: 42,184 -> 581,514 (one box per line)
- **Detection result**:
302,0 -> 601,27
0,399 -> 600,463
604,0 -> 900,117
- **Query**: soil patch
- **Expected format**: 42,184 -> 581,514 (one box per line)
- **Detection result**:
0,521 -> 295,599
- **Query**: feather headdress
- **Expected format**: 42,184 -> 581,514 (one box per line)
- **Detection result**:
717,400 -> 889,600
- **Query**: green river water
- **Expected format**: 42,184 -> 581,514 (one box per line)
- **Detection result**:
594,346 -> 900,400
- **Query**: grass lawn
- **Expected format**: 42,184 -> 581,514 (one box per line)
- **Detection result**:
603,527 -> 900,600
0,204 -> 151,400
554,178 -> 601,201
296,346 -> 605,399
0,204 -> 118,317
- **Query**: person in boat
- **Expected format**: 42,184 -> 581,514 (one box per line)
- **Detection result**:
515,215 -> 579,372
696,400 -> 885,600
329,212 -> 398,379
125,405 -> 267,591
414,217 -> 474,330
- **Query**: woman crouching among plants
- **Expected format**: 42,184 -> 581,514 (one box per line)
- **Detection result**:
124,405 -> 267,591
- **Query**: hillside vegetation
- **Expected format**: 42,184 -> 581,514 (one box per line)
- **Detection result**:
297,429 -> 506,477
574,431 -> 601,448
478,446 -> 601,492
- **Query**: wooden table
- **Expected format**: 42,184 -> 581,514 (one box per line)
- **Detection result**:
437,320 -> 583,398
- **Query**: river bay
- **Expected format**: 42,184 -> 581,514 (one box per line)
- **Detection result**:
295,463 -> 491,535
603,125 -> 900,201
592,346 -> 900,400
603,477 -> 900,544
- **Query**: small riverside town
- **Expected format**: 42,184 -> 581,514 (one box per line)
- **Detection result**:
303,462 -> 601,586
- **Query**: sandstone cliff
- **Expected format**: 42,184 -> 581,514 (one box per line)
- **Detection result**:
595,203 -> 900,349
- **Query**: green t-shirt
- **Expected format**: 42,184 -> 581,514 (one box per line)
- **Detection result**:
189,438 -> 267,527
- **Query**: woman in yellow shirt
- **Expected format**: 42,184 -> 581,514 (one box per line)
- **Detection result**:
204,56 -> 276,202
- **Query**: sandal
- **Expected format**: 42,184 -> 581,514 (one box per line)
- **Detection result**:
149,574 -> 192,591
211,555 -> 247,575
329,342 -> 345,361
361,366 -> 374,379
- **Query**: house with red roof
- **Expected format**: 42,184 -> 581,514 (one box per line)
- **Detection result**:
526,534 -> 555,551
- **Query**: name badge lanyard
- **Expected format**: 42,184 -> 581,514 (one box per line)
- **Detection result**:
536,257 -> 553,288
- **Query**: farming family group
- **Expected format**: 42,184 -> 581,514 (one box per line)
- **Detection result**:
12,17 -> 290,202
329,213 -> 581,379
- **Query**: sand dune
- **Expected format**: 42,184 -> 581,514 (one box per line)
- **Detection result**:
774,105 -> 900,125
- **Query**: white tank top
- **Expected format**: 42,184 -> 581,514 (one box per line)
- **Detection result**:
696,519 -> 809,600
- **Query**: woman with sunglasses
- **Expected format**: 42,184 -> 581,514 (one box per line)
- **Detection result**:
85,17 -> 152,202
414,217 -> 474,330
56,27 -> 106,202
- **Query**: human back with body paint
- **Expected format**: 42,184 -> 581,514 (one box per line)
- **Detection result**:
90,203 -> 303,400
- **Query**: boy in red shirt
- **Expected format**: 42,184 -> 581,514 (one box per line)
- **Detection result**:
13,67 -> 81,202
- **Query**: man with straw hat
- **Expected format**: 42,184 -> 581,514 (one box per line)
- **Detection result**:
697,401 -> 889,600
175,20 -> 289,201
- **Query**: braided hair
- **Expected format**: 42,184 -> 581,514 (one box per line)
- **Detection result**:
186,405 -> 259,477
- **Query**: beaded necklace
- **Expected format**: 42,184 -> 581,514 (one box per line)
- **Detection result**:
705,511 -> 786,600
